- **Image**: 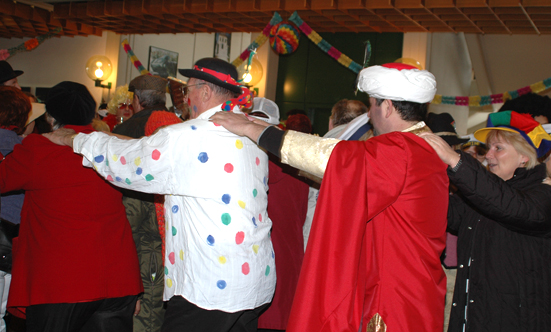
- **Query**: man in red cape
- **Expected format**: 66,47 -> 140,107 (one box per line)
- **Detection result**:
211,63 -> 449,331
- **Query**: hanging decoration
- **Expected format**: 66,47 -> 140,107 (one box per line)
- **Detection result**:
231,13 -> 282,68
431,76 -> 551,106
236,50 -> 263,86
269,22 -> 300,55
0,28 -> 62,61
121,39 -> 151,75
288,11 -> 363,73
362,40 -> 372,68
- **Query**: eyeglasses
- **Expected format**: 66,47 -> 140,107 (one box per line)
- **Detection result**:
182,83 -> 206,95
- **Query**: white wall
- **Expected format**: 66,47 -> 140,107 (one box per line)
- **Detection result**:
0,32 -> 111,105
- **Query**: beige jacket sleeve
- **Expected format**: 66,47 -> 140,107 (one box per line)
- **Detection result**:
280,131 -> 340,178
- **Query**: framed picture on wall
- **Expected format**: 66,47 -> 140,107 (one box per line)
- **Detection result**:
148,46 -> 179,79
214,33 -> 231,62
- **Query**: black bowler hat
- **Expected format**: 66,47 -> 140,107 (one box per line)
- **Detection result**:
178,58 -> 242,94
0,61 -> 23,84
46,81 -> 96,126
426,112 -> 469,146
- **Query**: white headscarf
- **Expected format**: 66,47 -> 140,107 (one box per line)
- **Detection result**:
357,64 -> 437,103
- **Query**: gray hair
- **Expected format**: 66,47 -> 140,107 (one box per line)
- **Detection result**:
202,80 -> 239,100
134,89 -> 166,108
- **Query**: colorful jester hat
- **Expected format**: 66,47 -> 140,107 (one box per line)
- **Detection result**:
474,111 -> 551,158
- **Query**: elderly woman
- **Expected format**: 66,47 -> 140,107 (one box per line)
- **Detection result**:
422,111 -> 551,332
0,82 -> 142,332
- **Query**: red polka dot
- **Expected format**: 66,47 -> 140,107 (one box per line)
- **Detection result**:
224,163 -> 234,173
152,149 -> 161,160
107,175 -> 114,181
242,262 -> 250,275
168,252 -> 175,265
213,122 -> 221,127
235,231 -> 245,245
120,156 -> 126,165
255,157 -> 260,166
259,214 -> 262,222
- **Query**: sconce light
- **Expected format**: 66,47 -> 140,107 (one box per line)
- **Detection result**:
237,52 -> 263,87
85,55 -> 113,89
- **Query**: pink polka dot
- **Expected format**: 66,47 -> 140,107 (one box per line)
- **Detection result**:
235,231 -> 245,245
213,122 -> 221,127
224,163 -> 234,173
168,252 -> 175,265
259,214 -> 262,222
120,156 -> 126,165
242,262 -> 250,275
255,157 -> 260,166
106,175 -> 114,181
152,149 -> 161,160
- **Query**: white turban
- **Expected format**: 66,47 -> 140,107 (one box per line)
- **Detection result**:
357,65 -> 437,103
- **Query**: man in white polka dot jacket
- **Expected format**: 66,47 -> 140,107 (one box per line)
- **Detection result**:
45,58 -> 276,332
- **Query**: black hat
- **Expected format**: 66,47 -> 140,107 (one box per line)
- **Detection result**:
0,61 -> 23,84
426,112 -> 469,146
178,58 -> 242,94
46,81 -> 96,126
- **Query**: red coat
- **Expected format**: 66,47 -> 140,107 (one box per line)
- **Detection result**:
0,125 -> 143,316
258,159 -> 309,330
287,132 -> 449,332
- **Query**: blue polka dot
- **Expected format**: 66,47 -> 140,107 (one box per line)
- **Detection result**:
222,194 -> 231,204
263,176 -> 267,186
172,205 -> 179,213
115,176 -> 122,182
191,125 -> 197,130
207,235 -> 215,246
272,251 -> 275,259
217,280 -> 227,289
198,152 -> 208,163
136,167 -> 143,175
94,155 -> 105,163
252,217 -> 257,227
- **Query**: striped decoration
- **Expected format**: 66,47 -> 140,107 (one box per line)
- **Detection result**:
121,39 -> 151,75
288,11 -> 363,73
231,12 -> 283,68
432,76 -> 551,106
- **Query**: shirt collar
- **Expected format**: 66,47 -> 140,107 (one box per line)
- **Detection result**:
196,104 -> 243,120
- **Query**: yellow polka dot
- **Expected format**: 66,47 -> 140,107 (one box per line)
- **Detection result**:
112,154 -> 118,162
219,256 -> 227,264
238,200 -> 246,209
167,278 -> 173,288
235,139 -> 244,149
252,244 -> 259,254
134,157 -> 141,166
179,250 -> 184,260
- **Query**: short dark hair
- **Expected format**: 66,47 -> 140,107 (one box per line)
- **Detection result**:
375,98 -> 428,122
331,99 -> 368,126
0,86 -> 31,135
134,89 -> 166,108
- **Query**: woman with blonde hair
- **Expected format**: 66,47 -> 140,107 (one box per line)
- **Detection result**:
102,85 -> 134,131
422,111 -> 551,332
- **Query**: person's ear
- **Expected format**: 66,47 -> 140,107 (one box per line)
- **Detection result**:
383,99 -> 394,118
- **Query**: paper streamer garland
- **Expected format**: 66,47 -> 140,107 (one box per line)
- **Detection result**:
0,28 -> 62,61
231,13 -> 282,68
122,39 -> 151,75
289,11 -> 363,74
432,76 -> 551,106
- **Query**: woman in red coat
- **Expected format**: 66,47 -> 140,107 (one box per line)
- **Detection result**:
0,82 -> 143,332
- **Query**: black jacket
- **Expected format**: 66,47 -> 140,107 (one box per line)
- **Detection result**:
447,153 -> 551,332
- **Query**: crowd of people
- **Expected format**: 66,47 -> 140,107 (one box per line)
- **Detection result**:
1,55 -> 551,332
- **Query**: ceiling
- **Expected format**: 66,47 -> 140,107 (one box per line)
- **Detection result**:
2,0 -> 551,39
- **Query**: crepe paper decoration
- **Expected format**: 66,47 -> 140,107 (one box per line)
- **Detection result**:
431,76 -> 551,106
231,12 -> 282,68
269,22 -> 300,55
0,28 -> 62,61
289,11 -> 363,74
122,39 -> 151,75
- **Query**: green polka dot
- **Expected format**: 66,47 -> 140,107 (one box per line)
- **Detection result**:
106,160 -> 109,166
164,267 -> 168,275
145,174 -> 154,181
172,226 -> 177,236
221,213 -> 231,225
252,189 -> 258,197
265,265 -> 270,276
125,178 -> 131,185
